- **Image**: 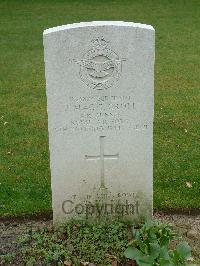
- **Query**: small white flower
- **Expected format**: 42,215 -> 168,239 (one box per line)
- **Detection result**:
187,256 -> 194,262
186,182 -> 192,188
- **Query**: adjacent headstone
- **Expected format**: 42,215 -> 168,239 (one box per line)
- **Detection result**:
43,21 -> 155,224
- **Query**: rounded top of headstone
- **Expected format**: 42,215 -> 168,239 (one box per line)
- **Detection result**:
43,21 -> 154,35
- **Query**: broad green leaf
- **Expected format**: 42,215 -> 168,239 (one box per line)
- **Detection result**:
149,242 -> 160,259
149,231 -> 157,240
160,246 -> 170,260
160,238 -> 170,247
132,227 -> 136,236
135,241 -> 148,254
137,254 -> 154,266
172,249 -> 181,263
176,241 -> 191,260
159,258 -> 174,266
124,246 -> 142,260
137,261 -> 153,266
144,219 -> 154,230
135,230 -> 141,240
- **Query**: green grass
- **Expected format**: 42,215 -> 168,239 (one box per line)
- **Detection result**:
0,0 -> 199,217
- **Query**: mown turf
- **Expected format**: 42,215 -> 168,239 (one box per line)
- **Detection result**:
0,0 -> 199,217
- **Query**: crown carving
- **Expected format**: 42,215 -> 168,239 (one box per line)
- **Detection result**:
91,37 -> 109,49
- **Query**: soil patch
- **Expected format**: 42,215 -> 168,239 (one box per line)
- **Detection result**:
1,213 -> 199,265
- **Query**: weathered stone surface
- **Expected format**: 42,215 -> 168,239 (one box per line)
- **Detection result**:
43,21 -> 155,223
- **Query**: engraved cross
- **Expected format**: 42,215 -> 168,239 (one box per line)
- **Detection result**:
85,136 -> 119,188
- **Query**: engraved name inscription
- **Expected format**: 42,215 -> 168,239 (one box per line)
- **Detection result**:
53,94 -> 149,133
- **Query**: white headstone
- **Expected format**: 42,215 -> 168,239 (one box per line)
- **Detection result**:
43,21 -> 155,224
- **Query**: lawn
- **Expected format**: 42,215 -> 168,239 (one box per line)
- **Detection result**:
0,0 -> 199,217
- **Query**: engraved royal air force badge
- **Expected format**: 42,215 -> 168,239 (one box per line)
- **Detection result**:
76,37 -> 125,90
